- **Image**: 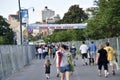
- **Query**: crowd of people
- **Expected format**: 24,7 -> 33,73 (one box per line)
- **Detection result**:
35,45 -> 56,60
80,41 -> 118,78
35,41 -> 119,80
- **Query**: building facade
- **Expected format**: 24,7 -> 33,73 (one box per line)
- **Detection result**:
8,12 -> 20,31
40,6 -> 60,23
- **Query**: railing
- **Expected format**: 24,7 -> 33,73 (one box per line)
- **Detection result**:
0,45 -> 36,80
64,37 -> 120,64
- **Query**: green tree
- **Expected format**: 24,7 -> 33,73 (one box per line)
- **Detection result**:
0,16 -> 14,44
48,5 -> 89,42
86,0 -> 120,39
49,30 -> 75,42
56,5 -> 88,24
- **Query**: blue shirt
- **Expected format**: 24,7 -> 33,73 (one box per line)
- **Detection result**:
89,43 -> 97,52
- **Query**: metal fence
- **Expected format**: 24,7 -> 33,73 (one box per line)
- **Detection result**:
65,37 -> 120,65
0,45 -> 36,80
0,37 -> 120,80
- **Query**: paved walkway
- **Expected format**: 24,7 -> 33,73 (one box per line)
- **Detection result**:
7,56 -> 120,80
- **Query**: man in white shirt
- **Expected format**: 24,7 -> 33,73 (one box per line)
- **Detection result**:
37,46 -> 43,59
79,41 -> 88,66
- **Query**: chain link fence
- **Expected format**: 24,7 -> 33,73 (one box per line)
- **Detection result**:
0,45 -> 36,80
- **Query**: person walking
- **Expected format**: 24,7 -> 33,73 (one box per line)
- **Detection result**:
52,45 -> 57,58
70,44 -> 77,66
104,42 -> 116,75
44,45 -> 48,58
96,44 -> 108,77
79,41 -> 89,66
44,58 -> 51,79
37,45 -> 43,59
88,41 -> 97,65
59,44 -> 72,80
53,45 -> 61,77
48,46 -> 53,59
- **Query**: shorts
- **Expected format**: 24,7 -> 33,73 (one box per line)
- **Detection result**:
60,64 -> 71,73
109,61 -> 116,66
98,62 -> 108,70
89,51 -> 96,58
45,68 -> 50,74
81,53 -> 87,59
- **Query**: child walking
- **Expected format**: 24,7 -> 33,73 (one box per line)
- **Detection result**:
44,59 -> 51,79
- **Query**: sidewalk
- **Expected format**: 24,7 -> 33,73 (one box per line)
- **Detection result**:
7,56 -> 120,80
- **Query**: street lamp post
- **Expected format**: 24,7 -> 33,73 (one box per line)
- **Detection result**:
18,0 -> 34,45
23,7 -> 34,45
18,0 -> 23,45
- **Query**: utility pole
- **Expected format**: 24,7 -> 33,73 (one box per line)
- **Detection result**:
18,0 -> 23,45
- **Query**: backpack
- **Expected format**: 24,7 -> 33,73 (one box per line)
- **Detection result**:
67,53 -> 74,72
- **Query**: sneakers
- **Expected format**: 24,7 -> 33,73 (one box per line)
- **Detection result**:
85,62 -> 88,65
82,63 -> 88,66
56,74 -> 59,77
46,77 -> 50,79
112,71 -> 115,75
107,72 -> 109,75
46,76 -> 50,79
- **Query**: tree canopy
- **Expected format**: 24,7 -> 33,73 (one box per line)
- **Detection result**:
44,5 -> 88,43
86,0 -> 120,39
44,0 -> 120,43
56,5 -> 88,24
0,16 -> 14,44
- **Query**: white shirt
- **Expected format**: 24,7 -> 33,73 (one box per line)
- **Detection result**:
79,44 -> 88,54
37,48 -> 43,54
44,47 -> 48,52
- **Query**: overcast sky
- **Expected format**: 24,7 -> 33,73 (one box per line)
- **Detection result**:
0,0 -> 95,23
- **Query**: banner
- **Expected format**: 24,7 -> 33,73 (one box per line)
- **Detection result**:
20,9 -> 28,24
28,23 -> 87,30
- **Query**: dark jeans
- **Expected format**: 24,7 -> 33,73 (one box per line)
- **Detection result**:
43,52 -> 48,59
38,54 -> 42,59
